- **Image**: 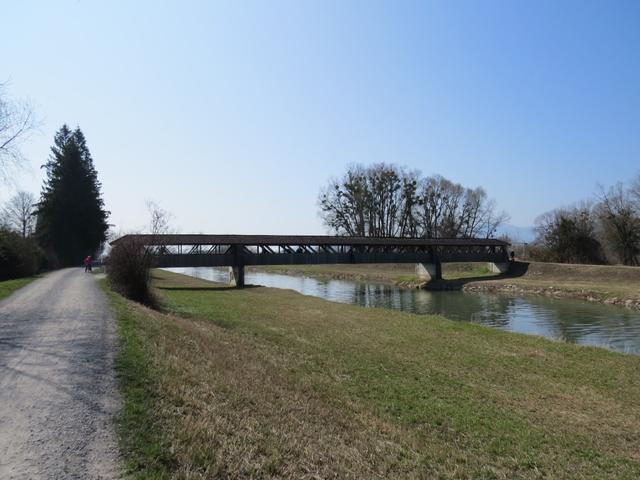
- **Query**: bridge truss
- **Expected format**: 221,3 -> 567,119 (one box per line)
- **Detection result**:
111,234 -> 510,287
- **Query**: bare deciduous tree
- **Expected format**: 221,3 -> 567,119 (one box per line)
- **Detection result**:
146,200 -> 174,236
2,191 -> 36,237
596,183 -> 640,266
0,83 -> 38,182
319,165 -> 373,237
630,173 -> 640,209
319,164 -> 508,239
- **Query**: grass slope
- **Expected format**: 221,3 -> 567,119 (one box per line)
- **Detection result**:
107,270 -> 640,479
0,277 -> 36,301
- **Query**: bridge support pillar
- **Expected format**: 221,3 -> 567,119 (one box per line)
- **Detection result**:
415,262 -> 442,281
488,262 -> 510,274
228,265 -> 245,288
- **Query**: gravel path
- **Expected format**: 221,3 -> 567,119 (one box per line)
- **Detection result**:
0,269 -> 121,479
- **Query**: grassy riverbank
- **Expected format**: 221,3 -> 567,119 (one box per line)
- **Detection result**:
251,262 -> 495,285
0,277 -> 36,301
106,270 -> 640,479
459,262 -> 640,309
254,262 -> 640,308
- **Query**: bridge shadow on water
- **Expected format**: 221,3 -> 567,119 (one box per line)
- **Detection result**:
424,261 -> 530,291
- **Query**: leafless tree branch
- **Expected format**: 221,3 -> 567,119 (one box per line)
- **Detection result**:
0,82 -> 40,183
1,191 -> 36,237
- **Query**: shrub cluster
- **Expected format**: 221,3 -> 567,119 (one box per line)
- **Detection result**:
532,207 -> 606,265
532,179 -> 640,266
107,237 -> 156,306
0,228 -> 45,280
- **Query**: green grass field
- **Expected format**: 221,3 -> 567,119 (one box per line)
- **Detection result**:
106,270 -> 640,479
0,276 -> 36,301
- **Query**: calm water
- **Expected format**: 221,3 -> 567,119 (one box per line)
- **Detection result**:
167,267 -> 640,355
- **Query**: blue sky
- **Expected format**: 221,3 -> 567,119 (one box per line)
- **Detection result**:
3,0 -> 639,235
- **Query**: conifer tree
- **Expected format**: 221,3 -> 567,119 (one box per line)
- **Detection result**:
35,125 -> 109,266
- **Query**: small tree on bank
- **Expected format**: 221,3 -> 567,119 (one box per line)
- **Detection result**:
107,236 -> 155,305
35,125 -> 109,266
107,201 -> 175,306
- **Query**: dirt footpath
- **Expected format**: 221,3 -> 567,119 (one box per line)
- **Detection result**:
0,269 -> 121,479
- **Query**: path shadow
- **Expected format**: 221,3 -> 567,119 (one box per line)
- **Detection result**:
424,261 -> 530,291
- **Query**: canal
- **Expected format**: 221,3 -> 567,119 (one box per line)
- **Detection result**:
167,267 -> 640,355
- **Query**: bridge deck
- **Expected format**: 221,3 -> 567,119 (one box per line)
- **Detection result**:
111,234 -> 509,248
111,235 -> 510,286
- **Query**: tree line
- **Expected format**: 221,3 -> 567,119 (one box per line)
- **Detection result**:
1,85 -> 109,279
319,163 -> 508,239
531,177 -> 640,266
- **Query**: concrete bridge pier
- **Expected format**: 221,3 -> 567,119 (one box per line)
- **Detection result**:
488,262 -> 510,274
415,262 -> 442,281
228,265 -> 245,287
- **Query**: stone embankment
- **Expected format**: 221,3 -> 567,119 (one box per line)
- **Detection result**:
462,282 -> 640,310
255,262 -> 640,310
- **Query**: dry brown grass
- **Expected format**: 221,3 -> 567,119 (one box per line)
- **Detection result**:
112,292 -> 428,479
107,271 -> 640,479
472,262 -> 640,304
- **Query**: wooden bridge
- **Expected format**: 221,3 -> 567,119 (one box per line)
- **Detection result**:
111,234 -> 511,287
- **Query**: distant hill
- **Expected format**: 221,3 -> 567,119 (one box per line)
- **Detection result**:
496,224 -> 536,243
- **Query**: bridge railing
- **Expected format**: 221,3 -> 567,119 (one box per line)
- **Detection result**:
111,234 -> 511,273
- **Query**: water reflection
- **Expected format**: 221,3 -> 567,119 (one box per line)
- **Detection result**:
167,267 -> 640,355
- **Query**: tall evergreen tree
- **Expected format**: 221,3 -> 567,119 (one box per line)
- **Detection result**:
35,125 -> 109,266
